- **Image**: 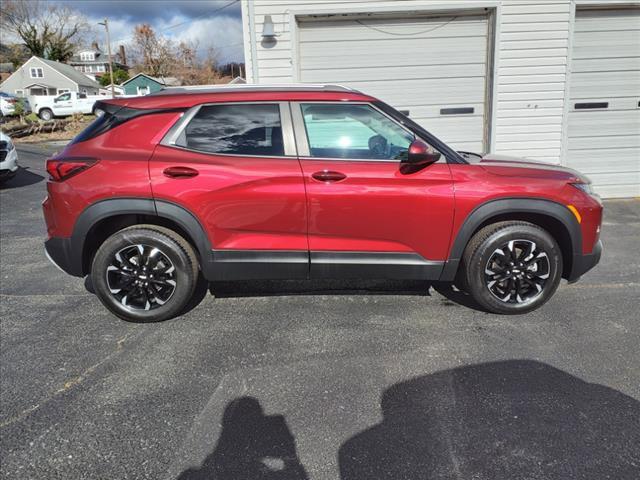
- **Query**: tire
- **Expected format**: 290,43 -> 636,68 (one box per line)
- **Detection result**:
460,221 -> 562,314
91,225 -> 199,322
39,108 -> 53,121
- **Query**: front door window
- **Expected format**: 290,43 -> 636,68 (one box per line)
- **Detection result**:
300,103 -> 414,160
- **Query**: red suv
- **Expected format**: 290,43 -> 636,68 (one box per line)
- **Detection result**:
43,85 -> 602,322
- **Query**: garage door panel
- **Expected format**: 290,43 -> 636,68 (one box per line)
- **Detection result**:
298,16 -> 488,42
572,57 -> 640,74
574,9 -> 640,31
299,45 -> 487,68
569,134 -> 640,150
567,8 -> 640,198
568,111 -> 640,137
297,13 -> 489,153
300,63 -> 486,83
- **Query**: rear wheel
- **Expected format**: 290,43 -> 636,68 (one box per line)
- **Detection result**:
39,108 -> 53,121
461,221 -> 562,314
91,225 -> 198,322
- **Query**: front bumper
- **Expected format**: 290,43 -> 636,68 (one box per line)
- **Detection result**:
45,237 -> 83,277
0,148 -> 19,179
567,240 -> 602,282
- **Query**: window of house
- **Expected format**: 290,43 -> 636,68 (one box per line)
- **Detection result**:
57,89 -> 70,94
80,52 -> 94,61
137,86 -> 150,96
15,90 -> 24,97
30,67 -> 43,78
85,65 -> 93,73
180,104 -> 284,156
300,103 -> 414,160
96,65 -> 106,72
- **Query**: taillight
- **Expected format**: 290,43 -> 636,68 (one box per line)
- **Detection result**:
46,157 -> 98,181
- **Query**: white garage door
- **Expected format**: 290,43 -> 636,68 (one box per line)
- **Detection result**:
568,8 -> 640,198
297,12 -> 490,153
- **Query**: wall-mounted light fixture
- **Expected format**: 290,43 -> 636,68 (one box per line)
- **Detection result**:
262,15 -> 277,39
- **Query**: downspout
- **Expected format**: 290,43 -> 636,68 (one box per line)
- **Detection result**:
247,0 -> 259,83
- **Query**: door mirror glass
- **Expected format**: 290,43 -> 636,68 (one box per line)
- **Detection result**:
405,139 -> 441,166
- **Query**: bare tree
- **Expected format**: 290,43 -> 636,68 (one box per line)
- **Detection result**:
130,24 -> 175,77
0,0 -> 90,61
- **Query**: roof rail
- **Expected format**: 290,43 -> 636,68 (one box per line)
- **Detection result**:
149,83 -> 362,96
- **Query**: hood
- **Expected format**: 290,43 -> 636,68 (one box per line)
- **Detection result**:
478,153 -> 589,183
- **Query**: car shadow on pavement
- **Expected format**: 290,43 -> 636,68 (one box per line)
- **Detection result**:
177,397 -> 309,480
210,279 -> 432,298
0,167 -> 44,189
339,360 -> 640,479
209,279 -> 487,311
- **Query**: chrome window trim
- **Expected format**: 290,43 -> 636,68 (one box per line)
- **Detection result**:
290,101 -> 423,163
160,101 -> 298,158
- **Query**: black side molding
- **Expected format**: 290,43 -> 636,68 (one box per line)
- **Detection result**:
310,251 -> 443,280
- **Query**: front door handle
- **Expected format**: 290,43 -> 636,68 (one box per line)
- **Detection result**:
311,170 -> 347,183
163,166 -> 199,178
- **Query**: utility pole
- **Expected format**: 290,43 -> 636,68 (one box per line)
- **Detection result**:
98,18 -> 115,98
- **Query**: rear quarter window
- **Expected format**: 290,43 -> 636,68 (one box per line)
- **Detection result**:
179,104 -> 284,156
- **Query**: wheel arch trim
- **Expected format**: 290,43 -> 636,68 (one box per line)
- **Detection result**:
439,197 -> 582,281
70,197 -> 211,276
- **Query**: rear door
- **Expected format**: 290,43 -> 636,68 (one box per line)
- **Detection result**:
150,102 -> 308,280
292,101 -> 455,279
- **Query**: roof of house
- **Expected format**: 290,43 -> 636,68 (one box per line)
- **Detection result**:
121,73 -> 180,87
37,57 -> 101,88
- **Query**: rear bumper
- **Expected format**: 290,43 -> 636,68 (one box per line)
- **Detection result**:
44,237 -> 83,277
568,240 -> 602,282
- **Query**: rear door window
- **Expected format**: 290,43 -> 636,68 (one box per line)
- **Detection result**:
180,104 -> 285,156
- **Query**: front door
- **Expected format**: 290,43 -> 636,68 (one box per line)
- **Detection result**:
53,93 -> 73,116
292,102 -> 455,279
150,102 -> 308,280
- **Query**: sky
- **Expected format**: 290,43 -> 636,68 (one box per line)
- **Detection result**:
61,0 -> 244,64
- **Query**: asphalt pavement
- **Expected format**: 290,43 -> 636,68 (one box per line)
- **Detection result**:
1,144 -> 639,479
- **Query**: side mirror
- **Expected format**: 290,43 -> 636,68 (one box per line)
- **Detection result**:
405,139 -> 441,166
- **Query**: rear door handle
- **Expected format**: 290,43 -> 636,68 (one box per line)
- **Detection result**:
311,170 -> 347,183
163,166 -> 199,178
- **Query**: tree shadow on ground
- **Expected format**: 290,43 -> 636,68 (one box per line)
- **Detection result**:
0,167 -> 44,189
340,360 -> 640,479
177,397 -> 309,480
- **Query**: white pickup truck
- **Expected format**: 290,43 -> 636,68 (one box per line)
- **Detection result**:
32,92 -> 103,121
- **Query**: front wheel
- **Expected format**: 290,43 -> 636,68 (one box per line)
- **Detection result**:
461,221 -> 562,314
39,108 -> 53,121
91,225 -> 199,322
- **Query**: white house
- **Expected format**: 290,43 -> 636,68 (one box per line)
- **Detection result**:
0,56 -> 101,100
240,0 -> 640,198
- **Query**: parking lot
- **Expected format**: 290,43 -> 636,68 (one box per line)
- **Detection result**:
1,144 -> 639,479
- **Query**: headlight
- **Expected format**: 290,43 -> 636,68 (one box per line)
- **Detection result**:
570,182 -> 594,195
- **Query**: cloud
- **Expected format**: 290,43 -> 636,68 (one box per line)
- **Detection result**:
66,0 -> 244,63
62,0 -> 241,22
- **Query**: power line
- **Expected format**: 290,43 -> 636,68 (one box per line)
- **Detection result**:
107,0 -> 240,46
